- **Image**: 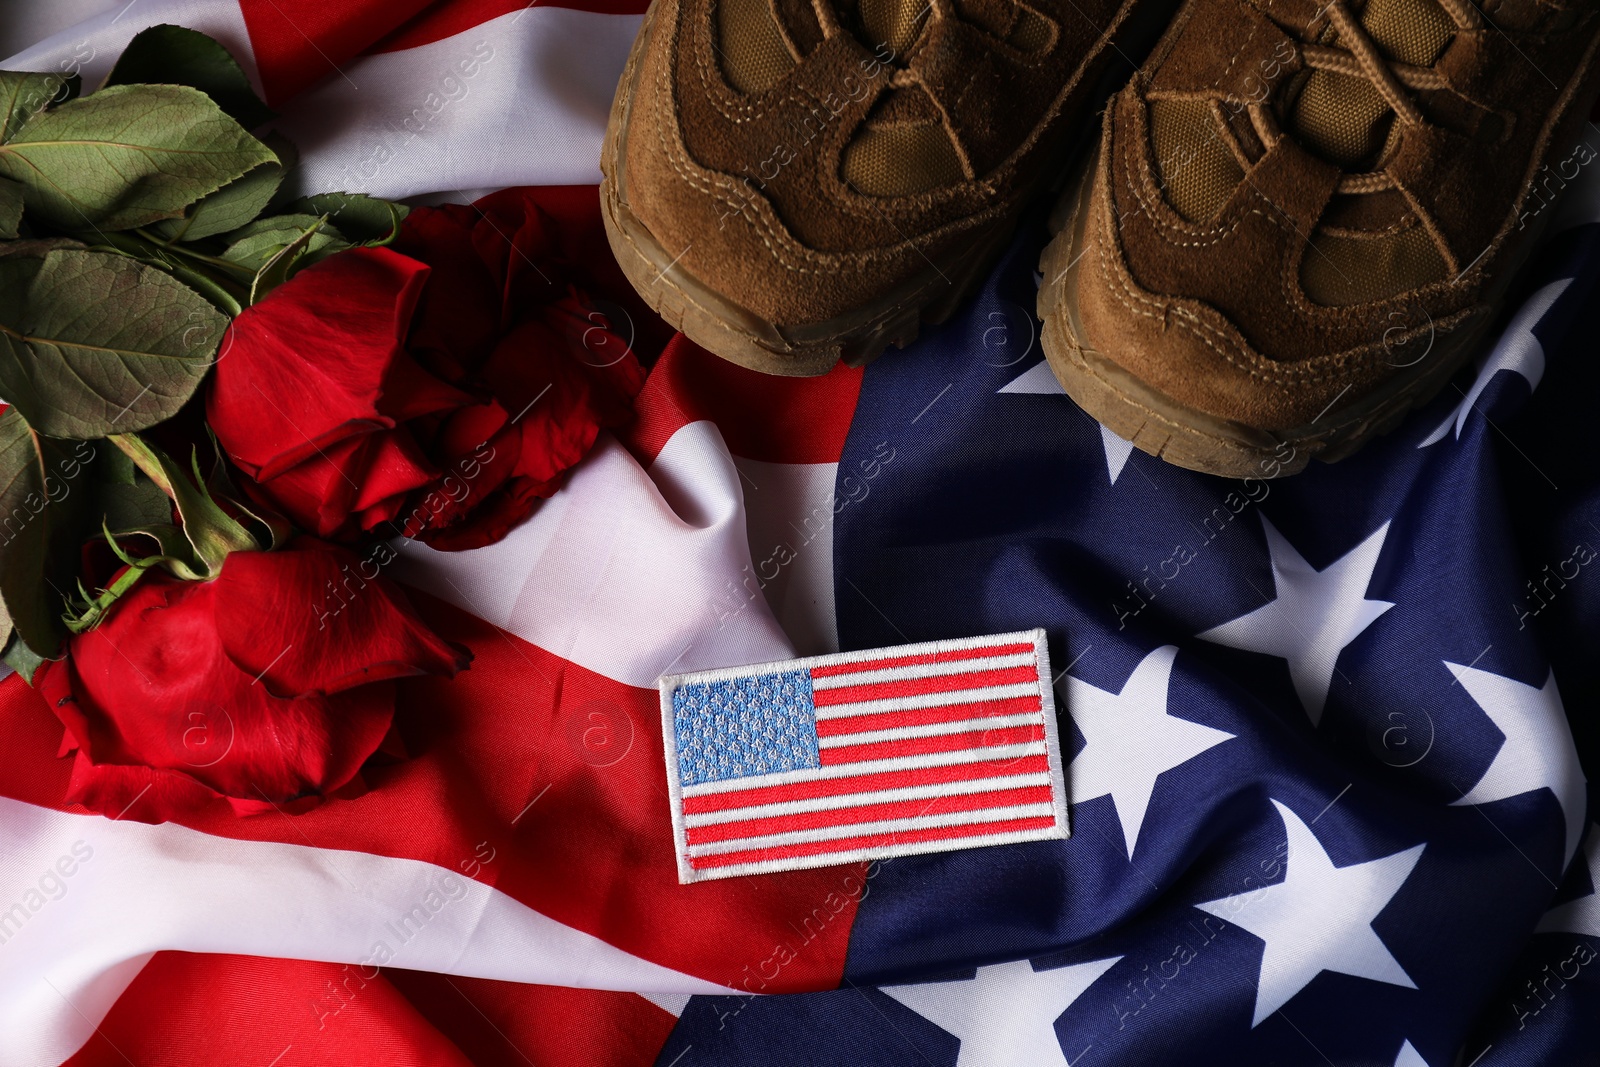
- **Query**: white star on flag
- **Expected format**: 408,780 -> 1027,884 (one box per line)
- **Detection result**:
1419,277 -> 1564,447
1066,645 -> 1235,858
881,956 -> 1120,1067
1447,664 -> 1586,866
1394,1039 -> 1433,1067
1537,824 -> 1600,937
998,363 -> 1134,483
1195,800 -> 1423,1026
1198,518 -> 1394,725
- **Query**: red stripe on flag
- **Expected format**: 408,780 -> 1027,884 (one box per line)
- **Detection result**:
681,754 -> 1052,815
371,0 -> 653,55
240,0 -> 436,104
686,785 -> 1055,845
811,666 -> 1040,706
809,642 -> 1034,679
62,952 -> 676,1067
623,336 -> 863,465
814,696 -> 1042,738
821,725 -> 1047,765
61,952 -> 476,1067
693,815 -> 1060,870
0,595 -> 863,995
386,971 -> 677,1067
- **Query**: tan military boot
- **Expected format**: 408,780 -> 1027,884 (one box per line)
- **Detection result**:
1039,0 -> 1600,476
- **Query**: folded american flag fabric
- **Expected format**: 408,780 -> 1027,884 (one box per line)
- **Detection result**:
0,3 -> 1598,1067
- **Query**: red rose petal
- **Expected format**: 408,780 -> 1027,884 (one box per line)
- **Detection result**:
39,567 -> 424,823
380,347 -> 477,422
209,247 -> 432,480
65,756 -> 227,824
347,430 -> 440,515
393,205 -> 501,380
212,538 -> 470,698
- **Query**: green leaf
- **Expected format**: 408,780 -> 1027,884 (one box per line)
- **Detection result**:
0,236 -> 81,259
148,158 -> 283,242
0,174 -> 21,238
0,83 -> 276,231
0,248 -> 227,439
0,409 -> 92,656
102,25 -> 275,130
108,434 -> 259,577
282,192 -> 408,245
0,411 -> 46,651
220,212 -> 347,272
0,71 -> 77,142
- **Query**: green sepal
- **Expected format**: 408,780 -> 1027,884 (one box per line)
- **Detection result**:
1,631 -> 49,684
205,440 -> 291,550
249,215 -> 334,304
108,433 -> 260,578
96,473 -> 174,531
281,192 -> 407,246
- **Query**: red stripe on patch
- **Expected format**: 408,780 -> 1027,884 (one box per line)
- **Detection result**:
809,642 -> 1034,679
811,666 -> 1040,707
814,696 -> 1042,738
820,725 -> 1047,766
692,816 -> 1059,870
681,754 -> 1052,815
686,785 -> 1055,845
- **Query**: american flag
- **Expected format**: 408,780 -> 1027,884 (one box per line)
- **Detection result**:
4,1 -> 1600,1064
661,631 -> 1070,881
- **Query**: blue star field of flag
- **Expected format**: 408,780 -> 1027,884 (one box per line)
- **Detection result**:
652,181 -> 1600,1066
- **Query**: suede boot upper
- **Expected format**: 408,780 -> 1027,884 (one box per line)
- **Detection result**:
1070,0 -> 1600,430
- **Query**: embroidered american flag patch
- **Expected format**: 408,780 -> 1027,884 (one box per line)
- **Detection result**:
659,630 -> 1069,882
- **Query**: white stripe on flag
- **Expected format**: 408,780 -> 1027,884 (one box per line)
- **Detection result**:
815,712 -> 1042,749
0,796 -> 729,1067
275,7 -> 641,200
813,682 -> 1041,720
394,426 -> 796,690
679,742 -> 1049,796
685,802 -> 1060,856
732,456 -> 841,657
809,651 -> 1037,689
682,772 -> 1056,826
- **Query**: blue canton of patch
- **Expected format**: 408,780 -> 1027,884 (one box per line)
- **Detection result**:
672,669 -> 819,786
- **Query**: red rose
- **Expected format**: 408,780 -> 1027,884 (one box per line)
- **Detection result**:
208,188 -> 646,551
37,538 -> 469,823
